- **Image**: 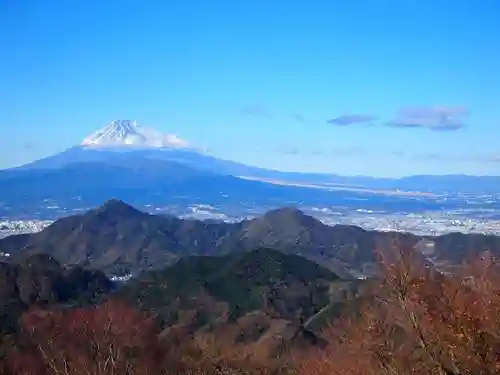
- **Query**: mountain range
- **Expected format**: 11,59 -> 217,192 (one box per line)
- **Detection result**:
1,199 -> 500,362
0,246 -> 370,361
0,120 -> 498,212
0,200 -> 381,276
1,200 -> 499,278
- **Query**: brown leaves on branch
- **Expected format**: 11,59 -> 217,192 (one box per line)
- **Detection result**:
298,241 -> 500,375
3,298 -> 294,375
7,298 -> 167,375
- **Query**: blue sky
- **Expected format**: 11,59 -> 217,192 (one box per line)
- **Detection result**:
1,0 -> 499,177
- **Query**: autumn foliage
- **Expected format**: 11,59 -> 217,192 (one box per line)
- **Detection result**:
298,245 -> 500,375
1,298 -> 292,375
3,244 -> 500,375
4,298 -> 166,375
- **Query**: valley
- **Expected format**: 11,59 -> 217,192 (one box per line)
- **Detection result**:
1,120 -> 497,372
1,201 -> 499,374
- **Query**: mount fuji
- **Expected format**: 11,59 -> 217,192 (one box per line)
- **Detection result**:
0,120 -> 352,218
80,120 -> 191,149
8,120 -> 386,185
0,120 -> 498,219
15,120 -> 276,178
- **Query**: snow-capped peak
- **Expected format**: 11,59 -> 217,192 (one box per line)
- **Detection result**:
80,120 -> 191,149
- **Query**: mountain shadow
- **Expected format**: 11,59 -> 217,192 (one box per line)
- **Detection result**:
0,254 -> 113,338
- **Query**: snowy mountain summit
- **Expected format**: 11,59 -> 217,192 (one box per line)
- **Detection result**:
81,120 -> 191,149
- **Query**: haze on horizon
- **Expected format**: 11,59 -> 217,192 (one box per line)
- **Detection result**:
1,1 -> 499,177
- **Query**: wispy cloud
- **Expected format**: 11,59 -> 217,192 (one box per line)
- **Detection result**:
278,145 -> 365,157
23,142 -> 36,150
327,114 -> 377,126
387,106 -> 468,131
410,152 -> 451,161
292,113 -> 306,123
280,146 -> 300,155
330,146 -> 365,156
239,104 -> 272,119
487,155 -> 500,163
465,153 -> 500,164
391,150 -> 406,157
278,144 -> 499,165
395,151 -> 500,164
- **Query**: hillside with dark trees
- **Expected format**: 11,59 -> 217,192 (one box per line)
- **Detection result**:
1,202 -> 500,374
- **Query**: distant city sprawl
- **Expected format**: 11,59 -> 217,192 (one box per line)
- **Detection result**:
1,203 -> 499,240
